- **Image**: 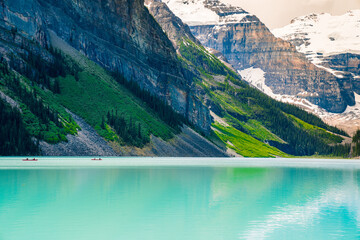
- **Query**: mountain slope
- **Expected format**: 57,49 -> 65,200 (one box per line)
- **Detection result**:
273,10 -> 360,95
272,10 -> 360,135
0,0 -> 228,156
163,0 -> 355,114
146,0 -> 351,157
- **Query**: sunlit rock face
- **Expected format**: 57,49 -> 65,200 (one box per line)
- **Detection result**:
0,0 -> 212,134
164,0 -> 355,113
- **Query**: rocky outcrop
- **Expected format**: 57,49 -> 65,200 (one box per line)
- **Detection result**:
145,0 -> 200,51
323,53 -> 360,76
136,126 -> 228,157
164,0 -> 354,113
0,0 -> 212,134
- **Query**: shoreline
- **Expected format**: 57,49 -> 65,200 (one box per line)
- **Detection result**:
0,157 -> 360,169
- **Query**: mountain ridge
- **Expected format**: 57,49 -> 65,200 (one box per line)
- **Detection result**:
163,0 -> 356,114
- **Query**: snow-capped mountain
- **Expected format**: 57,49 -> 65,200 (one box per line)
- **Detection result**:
271,10 -> 360,134
159,0 -> 360,134
162,0 -> 253,26
273,10 -> 360,78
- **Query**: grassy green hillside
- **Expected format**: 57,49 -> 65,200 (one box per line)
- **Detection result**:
0,39 -> 183,154
213,123 -> 289,157
178,37 -> 350,157
56,65 -> 177,147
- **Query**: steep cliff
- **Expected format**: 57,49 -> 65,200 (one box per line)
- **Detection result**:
0,0 -> 212,134
164,0 -> 354,113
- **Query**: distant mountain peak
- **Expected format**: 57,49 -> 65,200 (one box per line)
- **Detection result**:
289,10 -> 360,24
162,0 -> 254,26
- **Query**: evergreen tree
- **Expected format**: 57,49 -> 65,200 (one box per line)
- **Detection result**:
0,99 -> 39,156
353,130 -> 360,156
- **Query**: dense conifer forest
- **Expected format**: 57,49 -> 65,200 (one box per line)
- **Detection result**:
218,75 -> 351,156
0,99 -> 39,156
106,110 -> 149,148
111,72 -> 186,130
352,130 -> 360,157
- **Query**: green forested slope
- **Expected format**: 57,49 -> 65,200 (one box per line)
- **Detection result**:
0,40 -> 184,154
178,37 -> 350,157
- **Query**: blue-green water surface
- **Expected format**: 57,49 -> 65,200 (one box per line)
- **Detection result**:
0,161 -> 359,239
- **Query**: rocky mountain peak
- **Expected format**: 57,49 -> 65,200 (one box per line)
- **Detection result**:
202,0 -> 248,16
273,10 -> 360,60
290,13 -> 323,24
162,0 -> 253,26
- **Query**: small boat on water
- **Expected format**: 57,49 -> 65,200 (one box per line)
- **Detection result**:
22,158 -> 38,161
91,158 -> 102,161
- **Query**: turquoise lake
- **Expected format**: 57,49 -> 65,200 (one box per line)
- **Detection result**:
0,158 -> 360,239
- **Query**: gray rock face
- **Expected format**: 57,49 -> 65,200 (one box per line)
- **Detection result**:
323,53 -> 360,76
0,0 -> 49,47
150,126 -> 228,157
322,53 -> 360,96
189,16 -> 350,113
0,0 -> 212,134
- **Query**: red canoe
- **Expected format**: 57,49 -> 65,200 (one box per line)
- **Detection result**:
22,158 -> 38,161
91,158 -> 102,161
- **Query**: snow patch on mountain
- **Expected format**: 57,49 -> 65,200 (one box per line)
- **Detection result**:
239,68 -> 273,96
272,10 -> 360,66
239,67 -> 322,112
163,0 -> 253,26
239,67 -> 360,135
163,0 -> 219,26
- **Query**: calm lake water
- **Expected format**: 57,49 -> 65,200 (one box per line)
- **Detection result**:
0,158 -> 359,240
